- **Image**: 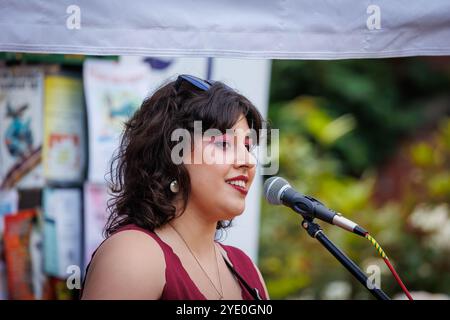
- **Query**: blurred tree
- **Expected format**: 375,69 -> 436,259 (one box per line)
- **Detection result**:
269,58 -> 450,176
261,58 -> 450,299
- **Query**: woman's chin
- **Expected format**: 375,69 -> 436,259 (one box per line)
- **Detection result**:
223,205 -> 246,220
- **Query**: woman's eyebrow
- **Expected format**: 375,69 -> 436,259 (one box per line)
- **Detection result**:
229,129 -> 255,142
231,128 -> 253,135
208,130 -> 254,143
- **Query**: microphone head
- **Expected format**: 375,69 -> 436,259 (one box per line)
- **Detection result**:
263,176 -> 290,205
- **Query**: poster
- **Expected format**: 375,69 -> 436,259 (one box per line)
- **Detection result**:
29,218 -> 46,300
0,189 -> 19,299
43,74 -> 86,183
0,189 -> 18,234
0,68 -> 44,189
83,59 -> 153,183
83,182 -> 110,271
3,209 -> 37,300
0,260 -> 7,300
43,188 -> 81,279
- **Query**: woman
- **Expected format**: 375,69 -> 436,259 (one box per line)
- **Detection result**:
81,74 -> 269,300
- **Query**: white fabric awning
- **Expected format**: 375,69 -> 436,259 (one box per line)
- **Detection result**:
1,0 -> 450,59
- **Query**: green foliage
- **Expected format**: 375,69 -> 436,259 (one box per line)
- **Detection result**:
260,59 -> 450,299
269,59 -> 450,175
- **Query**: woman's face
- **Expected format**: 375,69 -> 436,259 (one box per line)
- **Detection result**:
184,115 -> 257,222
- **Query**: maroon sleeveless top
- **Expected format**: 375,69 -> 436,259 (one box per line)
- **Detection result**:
82,224 -> 267,300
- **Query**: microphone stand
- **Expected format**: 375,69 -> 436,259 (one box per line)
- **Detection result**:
300,217 -> 391,300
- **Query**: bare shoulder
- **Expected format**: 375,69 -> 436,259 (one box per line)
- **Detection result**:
81,229 -> 165,300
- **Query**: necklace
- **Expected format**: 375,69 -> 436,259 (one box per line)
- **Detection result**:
169,223 -> 224,300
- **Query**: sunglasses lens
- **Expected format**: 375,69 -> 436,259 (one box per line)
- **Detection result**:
177,74 -> 211,91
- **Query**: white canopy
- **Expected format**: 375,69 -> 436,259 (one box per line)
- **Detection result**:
1,0 -> 450,59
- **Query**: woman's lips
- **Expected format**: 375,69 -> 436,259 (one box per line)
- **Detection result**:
227,183 -> 248,196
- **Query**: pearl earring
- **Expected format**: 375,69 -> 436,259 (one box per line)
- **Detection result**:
170,180 -> 179,193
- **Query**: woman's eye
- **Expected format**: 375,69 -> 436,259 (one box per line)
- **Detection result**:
246,144 -> 256,152
215,141 -> 231,149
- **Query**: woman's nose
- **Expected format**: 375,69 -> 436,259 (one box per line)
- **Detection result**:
233,143 -> 256,169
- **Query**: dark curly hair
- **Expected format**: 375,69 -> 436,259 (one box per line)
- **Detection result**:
105,76 -> 265,237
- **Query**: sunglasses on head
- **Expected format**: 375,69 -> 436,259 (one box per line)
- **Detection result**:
175,74 -> 215,92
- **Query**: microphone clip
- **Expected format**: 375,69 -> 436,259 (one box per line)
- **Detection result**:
301,218 -> 323,239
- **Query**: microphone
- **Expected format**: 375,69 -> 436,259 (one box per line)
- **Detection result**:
264,176 -> 368,237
